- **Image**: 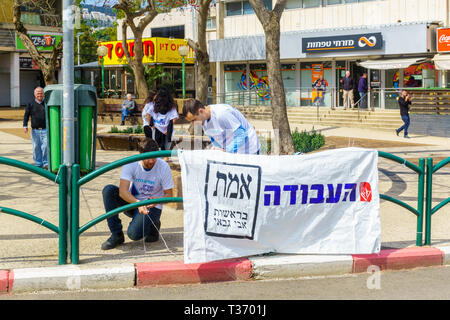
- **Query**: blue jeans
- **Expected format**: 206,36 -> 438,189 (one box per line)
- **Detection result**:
397,115 -> 410,137
102,184 -> 162,240
121,108 -> 131,122
359,92 -> 367,108
31,128 -> 48,167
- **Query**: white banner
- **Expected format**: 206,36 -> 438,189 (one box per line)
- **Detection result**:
179,148 -> 381,264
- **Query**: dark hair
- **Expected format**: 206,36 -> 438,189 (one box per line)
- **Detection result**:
138,138 -> 159,153
182,99 -> 205,117
143,90 -> 157,105
153,87 -> 175,115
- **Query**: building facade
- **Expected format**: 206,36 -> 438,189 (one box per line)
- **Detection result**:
209,0 -> 450,108
0,0 -> 62,107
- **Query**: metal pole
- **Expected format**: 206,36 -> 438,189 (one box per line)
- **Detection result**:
77,34 -> 80,66
425,157 -> 433,245
182,56 -> 186,99
101,56 -> 105,98
63,0 -> 75,263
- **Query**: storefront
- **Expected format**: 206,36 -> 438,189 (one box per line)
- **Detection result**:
92,37 -> 196,98
210,22 -> 442,109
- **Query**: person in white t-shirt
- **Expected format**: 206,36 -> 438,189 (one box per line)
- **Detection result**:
101,139 -> 174,250
183,99 -> 260,154
141,91 -> 157,138
149,87 -> 179,150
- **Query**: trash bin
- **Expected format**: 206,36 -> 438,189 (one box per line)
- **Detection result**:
44,84 -> 98,174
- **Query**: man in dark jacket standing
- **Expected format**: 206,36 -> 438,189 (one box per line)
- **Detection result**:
395,90 -> 412,138
358,73 -> 369,109
23,87 -> 48,169
341,71 -> 354,110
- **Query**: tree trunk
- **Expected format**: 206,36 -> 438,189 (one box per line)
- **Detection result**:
265,28 -> 294,154
248,0 -> 294,154
121,23 -> 149,99
187,0 -> 212,105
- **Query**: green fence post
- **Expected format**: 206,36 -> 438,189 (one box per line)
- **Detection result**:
71,164 -> 80,264
58,164 -> 68,265
416,158 -> 425,246
425,157 -> 433,245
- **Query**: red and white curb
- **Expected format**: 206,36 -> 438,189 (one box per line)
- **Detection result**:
1,246 -> 449,294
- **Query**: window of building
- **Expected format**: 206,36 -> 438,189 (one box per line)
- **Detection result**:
151,25 -> 185,39
285,0 -> 302,9
326,0 -> 343,5
206,18 -> 216,30
226,2 -> 242,16
303,0 -> 321,8
226,0 -> 273,16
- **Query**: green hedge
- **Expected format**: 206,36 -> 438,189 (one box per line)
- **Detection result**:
292,128 -> 325,153
109,125 -> 144,134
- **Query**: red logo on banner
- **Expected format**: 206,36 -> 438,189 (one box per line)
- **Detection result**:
359,182 -> 372,202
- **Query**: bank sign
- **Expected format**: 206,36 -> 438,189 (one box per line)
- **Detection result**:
98,37 -> 194,66
302,33 -> 383,53
179,148 -> 381,264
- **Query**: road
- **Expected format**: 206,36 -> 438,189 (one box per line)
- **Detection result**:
2,265 -> 450,301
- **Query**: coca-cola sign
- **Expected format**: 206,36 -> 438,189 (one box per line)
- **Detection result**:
437,28 -> 450,52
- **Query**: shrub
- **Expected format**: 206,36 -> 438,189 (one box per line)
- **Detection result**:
122,127 -> 134,134
134,125 -> 143,134
110,126 -> 119,133
291,128 -> 325,153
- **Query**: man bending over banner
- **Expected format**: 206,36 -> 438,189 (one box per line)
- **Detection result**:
183,99 -> 260,154
101,138 -> 174,250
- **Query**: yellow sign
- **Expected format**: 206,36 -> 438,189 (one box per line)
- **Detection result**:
98,37 -> 194,66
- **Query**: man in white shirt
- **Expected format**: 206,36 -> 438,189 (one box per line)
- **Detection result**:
182,99 -> 260,154
101,139 -> 174,250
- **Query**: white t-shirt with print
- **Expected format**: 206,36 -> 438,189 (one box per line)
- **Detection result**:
120,158 -> 174,210
202,104 -> 260,154
147,104 -> 179,134
142,102 -> 153,127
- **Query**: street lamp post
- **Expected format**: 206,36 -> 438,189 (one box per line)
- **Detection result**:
97,45 -> 108,98
178,45 -> 189,99
76,32 -> 82,66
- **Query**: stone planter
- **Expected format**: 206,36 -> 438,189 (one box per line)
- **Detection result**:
97,133 -> 147,151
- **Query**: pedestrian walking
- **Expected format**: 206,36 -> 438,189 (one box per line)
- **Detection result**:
358,73 -> 369,109
101,138 -> 174,250
23,87 -> 48,169
341,71 -> 354,110
395,90 -> 412,139
121,93 -> 136,125
183,99 -> 260,154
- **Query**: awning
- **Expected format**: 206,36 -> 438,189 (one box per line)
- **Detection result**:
432,54 -> 450,70
357,58 -> 426,70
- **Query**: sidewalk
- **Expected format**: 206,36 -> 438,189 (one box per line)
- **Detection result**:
0,119 -> 449,294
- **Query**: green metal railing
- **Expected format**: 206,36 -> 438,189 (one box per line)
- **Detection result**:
425,157 -> 450,245
377,151 -> 425,246
0,157 -> 68,265
70,150 -> 182,264
1,151 -> 447,265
